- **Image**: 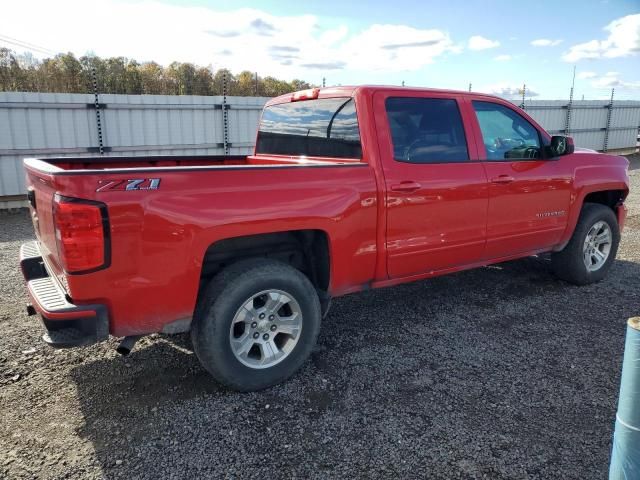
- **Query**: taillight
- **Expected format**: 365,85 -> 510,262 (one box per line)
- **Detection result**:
53,195 -> 110,274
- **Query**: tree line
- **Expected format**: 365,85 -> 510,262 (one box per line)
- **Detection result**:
0,48 -> 314,96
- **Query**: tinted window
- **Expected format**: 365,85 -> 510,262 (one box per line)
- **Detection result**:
256,98 -> 361,158
472,101 -> 541,160
385,97 -> 469,163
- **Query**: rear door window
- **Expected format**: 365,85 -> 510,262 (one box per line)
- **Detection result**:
256,98 -> 361,159
385,97 -> 469,163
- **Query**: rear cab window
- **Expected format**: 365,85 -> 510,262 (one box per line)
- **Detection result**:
256,98 -> 362,159
385,97 -> 469,163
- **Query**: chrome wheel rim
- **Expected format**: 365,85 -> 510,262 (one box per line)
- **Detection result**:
583,221 -> 612,272
229,289 -> 303,369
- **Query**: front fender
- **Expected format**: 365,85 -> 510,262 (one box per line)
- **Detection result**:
556,160 -> 629,249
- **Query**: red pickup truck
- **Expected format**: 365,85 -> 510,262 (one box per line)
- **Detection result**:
20,86 -> 629,391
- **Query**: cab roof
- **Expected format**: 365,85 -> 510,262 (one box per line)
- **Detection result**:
265,85 -> 504,107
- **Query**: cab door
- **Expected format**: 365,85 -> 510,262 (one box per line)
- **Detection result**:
373,91 -> 489,279
467,99 -> 572,259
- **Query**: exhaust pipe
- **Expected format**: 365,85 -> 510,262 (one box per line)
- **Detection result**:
116,335 -> 142,356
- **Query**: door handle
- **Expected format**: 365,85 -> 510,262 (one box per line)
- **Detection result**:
490,175 -> 515,184
390,181 -> 422,193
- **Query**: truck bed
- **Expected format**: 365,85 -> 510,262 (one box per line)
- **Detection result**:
23,152 -> 377,337
27,154 -> 361,173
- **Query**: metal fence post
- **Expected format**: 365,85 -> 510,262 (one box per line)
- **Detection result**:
564,86 -> 574,136
610,316 -> 640,478
603,88 -> 614,152
222,70 -> 229,155
91,67 -> 105,155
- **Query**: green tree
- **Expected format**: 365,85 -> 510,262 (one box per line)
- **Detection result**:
123,60 -> 142,94
235,70 -> 257,96
139,62 -> 165,94
262,76 -> 293,96
211,68 -> 235,96
289,79 -> 312,91
0,48 -> 311,97
0,48 -> 23,91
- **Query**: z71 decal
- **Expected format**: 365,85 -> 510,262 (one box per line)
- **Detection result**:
96,179 -> 161,192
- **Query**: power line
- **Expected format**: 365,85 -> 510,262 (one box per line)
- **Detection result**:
0,33 -> 56,56
0,34 -> 55,54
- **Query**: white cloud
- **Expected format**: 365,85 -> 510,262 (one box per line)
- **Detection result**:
590,72 -> 640,89
493,54 -> 512,61
577,71 -> 597,79
477,82 -> 539,99
562,13 -> 640,62
319,25 -> 348,46
0,0 -> 461,79
468,35 -> 500,50
340,25 -> 460,71
530,39 -> 563,47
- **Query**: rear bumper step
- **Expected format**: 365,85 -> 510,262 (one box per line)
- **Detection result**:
20,241 -> 109,348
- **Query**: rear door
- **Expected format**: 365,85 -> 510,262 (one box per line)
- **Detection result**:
467,98 -> 572,259
373,91 -> 489,279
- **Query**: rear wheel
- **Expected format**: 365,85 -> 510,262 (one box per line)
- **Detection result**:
551,203 -> 620,285
191,259 -> 321,391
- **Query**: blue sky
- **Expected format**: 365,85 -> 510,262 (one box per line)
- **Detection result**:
1,0 -> 639,99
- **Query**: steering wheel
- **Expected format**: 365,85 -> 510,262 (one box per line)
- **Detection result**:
404,137 -> 452,162
521,146 -> 539,159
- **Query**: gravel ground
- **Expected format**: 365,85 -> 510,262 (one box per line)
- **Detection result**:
1,155 -> 639,479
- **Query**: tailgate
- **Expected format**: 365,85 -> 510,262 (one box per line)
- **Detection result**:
25,166 -> 67,289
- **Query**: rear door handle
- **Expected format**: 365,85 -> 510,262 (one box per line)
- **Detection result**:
390,181 -> 422,193
490,175 -> 515,184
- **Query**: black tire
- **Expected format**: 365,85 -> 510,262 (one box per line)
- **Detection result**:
551,203 -> 620,285
191,258 -> 321,392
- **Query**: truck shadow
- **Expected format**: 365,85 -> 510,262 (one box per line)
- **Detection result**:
0,210 -> 36,243
68,255 -> 640,479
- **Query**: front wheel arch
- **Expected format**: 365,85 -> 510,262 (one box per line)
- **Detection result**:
551,202 -> 620,285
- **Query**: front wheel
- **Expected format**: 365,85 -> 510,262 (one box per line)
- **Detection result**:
551,203 -> 620,285
191,259 -> 321,392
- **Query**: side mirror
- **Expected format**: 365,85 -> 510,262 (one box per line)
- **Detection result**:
550,135 -> 575,157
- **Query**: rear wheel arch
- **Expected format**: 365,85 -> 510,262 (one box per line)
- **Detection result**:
191,257 -> 322,391
197,229 -> 332,313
